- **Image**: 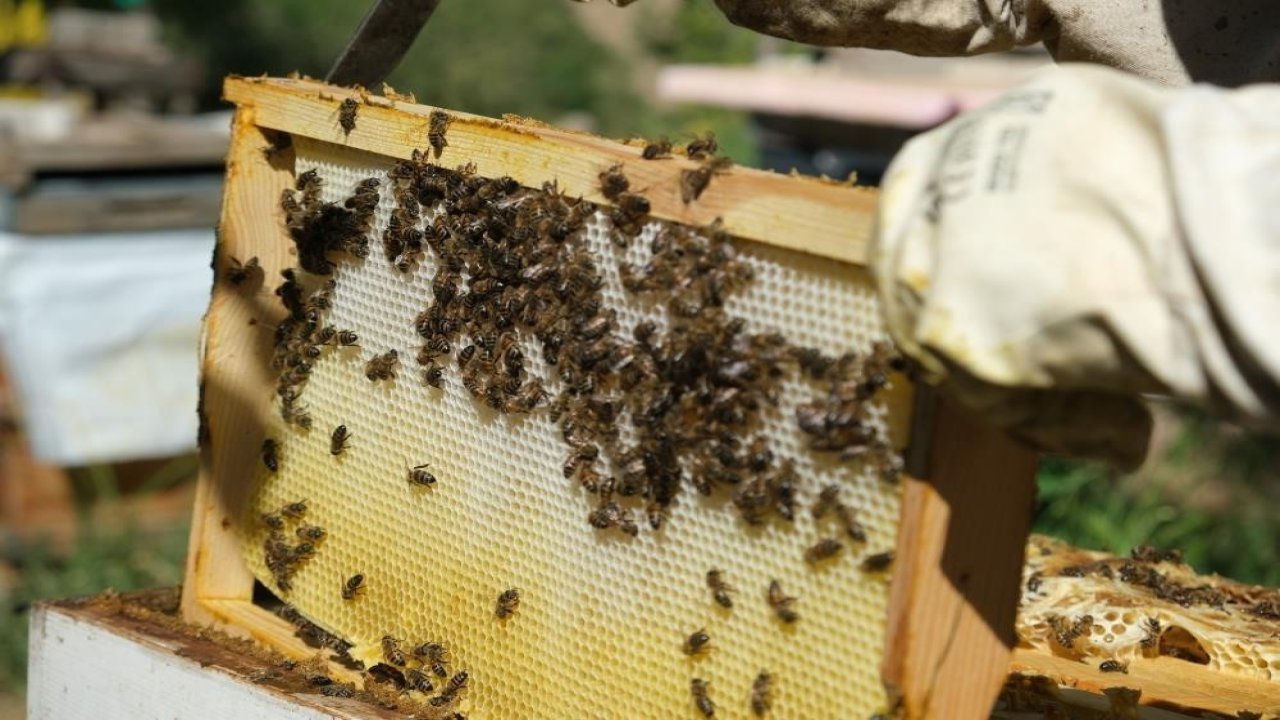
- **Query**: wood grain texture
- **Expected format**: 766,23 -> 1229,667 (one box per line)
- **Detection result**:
884,395 -> 1040,718
222,76 -> 878,266
181,108 -> 295,625
1010,647 -> 1280,717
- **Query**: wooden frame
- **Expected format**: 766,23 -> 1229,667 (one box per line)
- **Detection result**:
183,76 -> 1037,719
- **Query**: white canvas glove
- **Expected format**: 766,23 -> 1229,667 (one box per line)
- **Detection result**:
874,64 -> 1280,468
708,0 -> 1280,86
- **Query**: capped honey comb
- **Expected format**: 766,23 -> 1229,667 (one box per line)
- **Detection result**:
240,135 -> 913,719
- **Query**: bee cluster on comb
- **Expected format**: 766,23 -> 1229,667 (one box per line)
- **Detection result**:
236,111 -> 910,718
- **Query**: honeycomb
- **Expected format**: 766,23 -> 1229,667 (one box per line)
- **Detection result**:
241,136 -> 912,718
1017,535 -> 1280,682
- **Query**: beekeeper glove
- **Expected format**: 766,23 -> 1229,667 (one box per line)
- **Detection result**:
707,1 -> 1280,86
874,63 -> 1280,469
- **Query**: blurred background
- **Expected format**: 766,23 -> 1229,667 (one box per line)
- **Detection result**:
0,0 -> 1275,715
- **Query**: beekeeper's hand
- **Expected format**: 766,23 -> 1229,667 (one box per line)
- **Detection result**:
707,0 -> 1280,87
875,63 -> 1280,469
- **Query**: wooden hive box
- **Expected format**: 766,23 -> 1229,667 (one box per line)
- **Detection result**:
181,76 -> 1040,720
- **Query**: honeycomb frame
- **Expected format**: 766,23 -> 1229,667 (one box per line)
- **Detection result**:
182,76 -> 1039,720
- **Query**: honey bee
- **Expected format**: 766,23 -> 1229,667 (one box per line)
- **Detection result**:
641,137 -> 672,160
320,683 -> 354,698
837,505 -> 868,543
495,588 -> 521,619
281,400 -> 313,429
381,635 -> 407,666
365,349 -> 400,381
1047,613 -> 1093,649
811,484 -> 840,519
338,98 -> 358,135
296,525 -> 326,542
341,573 -> 365,600
334,329 -> 360,347
598,163 -> 630,200
261,438 -> 280,472
428,110 -> 452,158
296,169 -> 322,196
767,580 -> 798,623
261,512 -> 284,530
1026,571 -> 1044,594
706,569 -> 734,609
226,256 -> 261,286
685,132 -> 718,160
413,642 -> 450,677
680,157 -> 733,203
683,628 -> 711,655
281,500 -> 308,519
422,363 -> 445,388
861,550 -> 895,572
1140,617 -> 1161,648
1098,659 -> 1129,673
408,463 -> 437,486
330,424 -> 352,456
750,671 -> 772,716
615,192 -> 651,216
690,678 -> 715,717
429,670 -> 469,706
804,537 -> 844,564
405,668 -> 435,694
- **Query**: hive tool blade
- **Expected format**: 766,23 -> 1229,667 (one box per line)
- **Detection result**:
326,0 -> 444,88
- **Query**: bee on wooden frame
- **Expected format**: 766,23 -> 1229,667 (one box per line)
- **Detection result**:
428,110 -> 452,158
226,256 -> 261,286
680,156 -> 733,204
641,137 -> 672,160
685,132 -> 718,160
598,163 -> 629,200
338,98 -> 359,136
1098,659 -> 1128,673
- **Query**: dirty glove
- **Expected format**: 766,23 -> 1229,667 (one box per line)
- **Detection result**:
873,63 -> 1280,468
709,0 -> 1280,87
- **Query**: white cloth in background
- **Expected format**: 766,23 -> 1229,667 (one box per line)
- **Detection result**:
0,229 -> 213,465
